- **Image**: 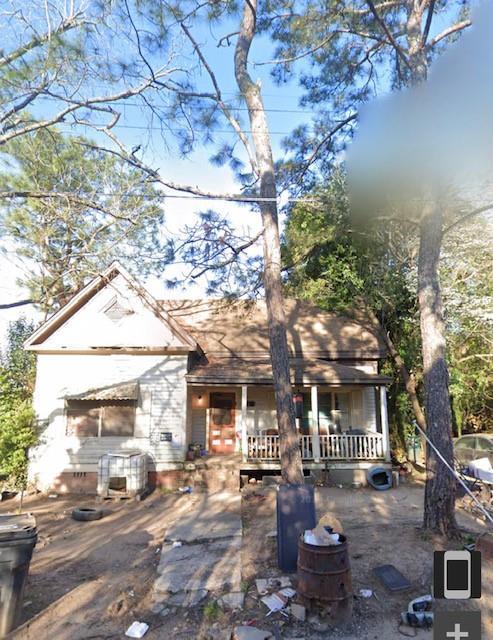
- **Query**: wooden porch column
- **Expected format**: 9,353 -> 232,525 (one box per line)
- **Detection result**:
310,385 -> 321,462
379,386 -> 391,461
241,385 -> 248,461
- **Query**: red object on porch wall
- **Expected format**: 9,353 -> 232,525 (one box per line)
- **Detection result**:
293,393 -> 304,420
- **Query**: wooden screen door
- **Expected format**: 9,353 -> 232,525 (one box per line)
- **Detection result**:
209,392 -> 236,454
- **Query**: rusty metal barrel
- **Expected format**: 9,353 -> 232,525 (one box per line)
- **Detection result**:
297,533 -> 353,617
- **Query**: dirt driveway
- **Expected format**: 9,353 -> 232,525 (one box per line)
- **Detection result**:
242,481 -> 492,639
2,492 -> 175,639
1,482 -> 491,639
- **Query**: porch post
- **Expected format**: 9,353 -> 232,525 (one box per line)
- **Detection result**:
379,386 -> 391,462
241,385 -> 248,462
310,385 -> 321,462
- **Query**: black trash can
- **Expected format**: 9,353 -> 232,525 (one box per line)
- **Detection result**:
276,484 -> 316,572
0,513 -> 37,638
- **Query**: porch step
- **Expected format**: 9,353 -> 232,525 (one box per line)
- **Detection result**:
183,466 -> 240,492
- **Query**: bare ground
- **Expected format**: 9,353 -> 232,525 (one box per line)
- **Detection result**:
1,479 -> 491,640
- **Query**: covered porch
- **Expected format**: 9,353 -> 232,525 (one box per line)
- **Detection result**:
186,360 -> 391,464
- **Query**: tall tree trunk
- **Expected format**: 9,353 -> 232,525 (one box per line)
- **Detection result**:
418,204 -> 458,536
235,0 -> 304,484
404,2 -> 457,535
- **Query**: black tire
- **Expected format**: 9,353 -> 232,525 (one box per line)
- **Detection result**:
71,507 -> 103,522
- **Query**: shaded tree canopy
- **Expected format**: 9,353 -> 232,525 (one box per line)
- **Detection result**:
0,128 -> 169,315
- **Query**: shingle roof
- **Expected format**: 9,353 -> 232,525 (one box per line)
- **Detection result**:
186,358 -> 390,385
163,298 -> 386,359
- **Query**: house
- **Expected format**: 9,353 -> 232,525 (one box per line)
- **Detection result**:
25,263 -> 392,493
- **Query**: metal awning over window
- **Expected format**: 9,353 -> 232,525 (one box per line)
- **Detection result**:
66,382 -> 139,401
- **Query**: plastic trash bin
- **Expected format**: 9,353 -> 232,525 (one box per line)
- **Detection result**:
0,513 -> 37,638
277,484 -> 316,572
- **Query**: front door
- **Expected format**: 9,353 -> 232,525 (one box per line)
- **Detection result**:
209,392 -> 236,454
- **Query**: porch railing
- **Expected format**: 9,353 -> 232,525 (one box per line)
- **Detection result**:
247,433 -> 385,461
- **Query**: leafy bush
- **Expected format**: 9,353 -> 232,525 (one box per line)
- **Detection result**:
0,318 -> 37,489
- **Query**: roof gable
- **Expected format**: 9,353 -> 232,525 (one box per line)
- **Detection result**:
25,263 -> 196,352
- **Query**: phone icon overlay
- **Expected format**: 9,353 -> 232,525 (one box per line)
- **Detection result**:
434,550 -> 481,599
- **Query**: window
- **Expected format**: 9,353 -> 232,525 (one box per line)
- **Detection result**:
318,393 -> 333,433
476,437 -> 493,452
317,392 -> 351,433
455,436 -> 475,450
335,393 -> 350,429
67,400 -> 135,437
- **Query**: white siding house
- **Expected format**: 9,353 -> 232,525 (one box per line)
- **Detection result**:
25,263 -> 392,493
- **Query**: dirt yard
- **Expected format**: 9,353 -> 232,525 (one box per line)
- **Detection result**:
1,479 -> 491,640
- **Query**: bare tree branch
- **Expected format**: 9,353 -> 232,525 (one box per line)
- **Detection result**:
421,0 -> 436,46
190,229 -> 264,279
427,19 -> 472,49
0,299 -> 34,310
365,0 -> 413,70
0,11 -> 86,69
0,71 -> 179,146
0,190 -> 138,223
443,203 -> 493,235
180,21 -> 258,176
296,112 -> 358,183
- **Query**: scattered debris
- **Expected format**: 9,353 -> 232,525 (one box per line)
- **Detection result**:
233,625 -> 272,640
207,626 -> 232,640
358,588 -> 373,598
150,601 -> 167,615
261,586 -> 296,615
289,602 -> 306,622
373,564 -> 412,592
71,507 -> 103,522
400,594 -> 433,628
255,576 -> 292,596
219,591 -> 245,610
255,579 -> 269,595
261,592 -> 288,614
277,577 -> 292,588
125,621 -> 149,638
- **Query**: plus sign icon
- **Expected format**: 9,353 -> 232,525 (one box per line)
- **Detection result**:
434,611 -> 481,640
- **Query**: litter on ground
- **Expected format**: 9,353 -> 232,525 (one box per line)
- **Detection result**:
373,564 -> 412,592
178,486 -> 192,493
125,621 -> 149,638
261,592 -> 288,614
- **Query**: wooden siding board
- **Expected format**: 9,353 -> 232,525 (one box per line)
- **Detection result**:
29,353 -> 188,489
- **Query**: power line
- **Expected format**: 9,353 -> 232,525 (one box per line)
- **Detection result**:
0,189 -> 318,204
36,95 -> 315,115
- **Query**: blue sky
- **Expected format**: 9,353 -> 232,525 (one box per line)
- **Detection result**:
0,15 -> 315,344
